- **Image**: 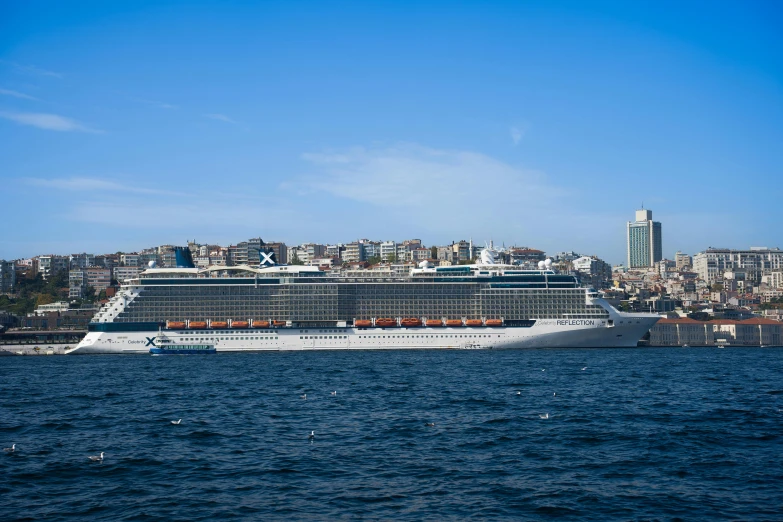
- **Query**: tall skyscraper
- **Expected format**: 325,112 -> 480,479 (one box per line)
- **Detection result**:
627,209 -> 662,268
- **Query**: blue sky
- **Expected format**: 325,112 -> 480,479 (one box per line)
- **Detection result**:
1,1 -> 781,264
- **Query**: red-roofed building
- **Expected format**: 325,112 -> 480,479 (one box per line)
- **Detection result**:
649,317 -> 782,346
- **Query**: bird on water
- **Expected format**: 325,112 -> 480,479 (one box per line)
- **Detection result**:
330,391 -> 337,396
539,413 -> 550,420
88,452 -> 104,462
424,422 -> 435,427
171,419 -> 182,425
300,393 -> 307,400
4,444 -> 15,453
308,431 -> 315,440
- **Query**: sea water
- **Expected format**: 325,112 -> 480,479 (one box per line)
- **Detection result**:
1,348 -> 782,520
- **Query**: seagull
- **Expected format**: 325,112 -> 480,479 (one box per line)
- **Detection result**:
3,444 -> 15,453
424,422 -> 435,427
171,419 -> 182,425
541,369 -> 545,372
300,394 -> 307,400
516,391 -> 521,396
553,392 -> 556,397
539,413 -> 550,420
308,431 -> 315,440
88,452 -> 104,462
582,367 -> 587,371
330,391 -> 337,396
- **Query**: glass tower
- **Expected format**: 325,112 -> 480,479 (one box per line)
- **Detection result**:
627,209 -> 662,268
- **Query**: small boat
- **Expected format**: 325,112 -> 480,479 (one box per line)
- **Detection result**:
465,319 -> 483,327
272,320 -> 287,327
354,320 -> 372,328
400,318 -> 422,327
166,321 -> 186,329
252,320 -> 270,328
485,319 -> 503,327
231,321 -> 249,329
425,319 -> 443,327
375,318 -> 397,328
188,321 -> 207,329
445,320 -> 463,327
150,331 -> 215,355
211,321 -> 228,329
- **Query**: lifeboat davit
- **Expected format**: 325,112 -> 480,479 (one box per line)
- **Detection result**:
445,319 -> 463,327
272,320 -> 286,327
232,321 -> 249,329
375,318 -> 397,328
465,319 -> 483,327
211,321 -> 228,329
485,319 -> 503,327
400,318 -> 422,327
188,321 -> 207,329
252,320 -> 270,328
425,319 -> 444,327
166,321 -> 186,329
355,319 -> 372,328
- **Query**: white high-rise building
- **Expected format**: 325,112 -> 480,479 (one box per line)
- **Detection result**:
626,209 -> 662,268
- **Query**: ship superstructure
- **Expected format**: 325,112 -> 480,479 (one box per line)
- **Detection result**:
69,250 -> 659,354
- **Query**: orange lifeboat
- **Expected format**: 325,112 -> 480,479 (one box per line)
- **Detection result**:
188,321 -> 207,329
400,318 -> 422,327
465,319 -> 483,327
445,319 -> 463,327
375,318 -> 397,328
232,321 -> 249,329
272,320 -> 286,327
211,321 -> 228,329
167,321 -> 186,329
485,319 -> 503,327
252,320 -> 270,328
355,319 -> 372,328
426,319 -> 444,327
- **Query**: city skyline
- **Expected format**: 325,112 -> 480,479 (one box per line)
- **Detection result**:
2,2 -> 782,262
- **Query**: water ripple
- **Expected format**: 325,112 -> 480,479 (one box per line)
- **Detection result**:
1,348 -> 782,520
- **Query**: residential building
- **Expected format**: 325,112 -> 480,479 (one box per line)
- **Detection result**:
69,270 -> 88,298
265,242 -> 288,265
114,266 -> 141,283
675,251 -> 692,270
0,260 -> 15,293
411,247 -> 430,262
342,242 -> 365,263
572,256 -> 612,289
38,255 -> 69,279
380,241 -> 397,262
86,267 -> 112,292
69,253 -> 95,269
693,247 -> 783,285
35,301 -> 70,315
121,253 -> 140,267
626,209 -> 663,268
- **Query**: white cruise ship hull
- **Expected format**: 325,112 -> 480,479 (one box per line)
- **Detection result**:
68,316 -> 659,354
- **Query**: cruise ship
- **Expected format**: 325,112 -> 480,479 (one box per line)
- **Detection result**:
68,248 -> 659,354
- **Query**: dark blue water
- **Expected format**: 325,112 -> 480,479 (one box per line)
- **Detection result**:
2,349 -> 783,521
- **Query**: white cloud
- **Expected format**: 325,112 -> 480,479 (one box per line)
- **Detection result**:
0,88 -> 38,100
130,97 -> 178,109
296,143 -> 567,240
0,112 -> 102,133
203,113 -> 237,123
509,125 -> 527,145
0,60 -> 63,78
23,177 -> 179,196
